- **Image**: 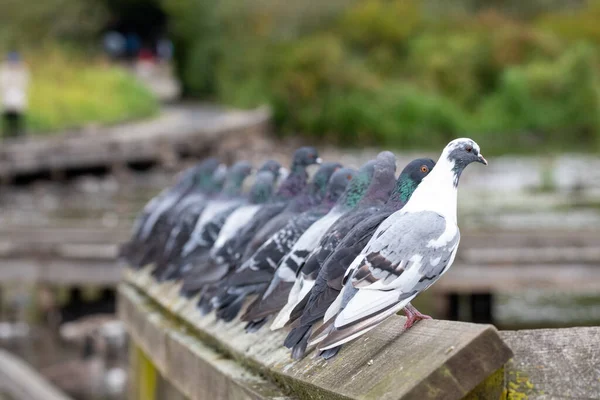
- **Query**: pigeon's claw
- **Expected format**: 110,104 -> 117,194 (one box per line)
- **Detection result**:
403,303 -> 432,330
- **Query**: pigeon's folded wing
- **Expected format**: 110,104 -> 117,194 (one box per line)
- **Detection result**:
319,211 -> 460,350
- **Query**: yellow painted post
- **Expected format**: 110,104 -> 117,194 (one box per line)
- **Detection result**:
136,347 -> 157,400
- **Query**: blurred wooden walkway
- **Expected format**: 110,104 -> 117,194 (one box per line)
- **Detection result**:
0,104 -> 270,182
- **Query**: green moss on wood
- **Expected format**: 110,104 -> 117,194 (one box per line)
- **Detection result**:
464,367 -> 505,400
506,364 -> 540,400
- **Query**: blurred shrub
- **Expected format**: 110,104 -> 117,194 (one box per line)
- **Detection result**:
26,49 -> 158,134
0,0 -> 107,49
475,44 -> 600,152
535,0 -> 600,45
161,0 -> 220,96
165,0 -> 600,153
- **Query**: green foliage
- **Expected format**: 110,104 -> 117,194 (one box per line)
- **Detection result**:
161,0 -> 220,96
24,50 -> 158,134
0,0 -> 107,49
166,0 -> 600,153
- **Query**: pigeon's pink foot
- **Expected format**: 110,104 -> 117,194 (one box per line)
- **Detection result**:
403,303 -> 432,330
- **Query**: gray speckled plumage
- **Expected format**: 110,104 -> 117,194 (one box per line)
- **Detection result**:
315,138 -> 487,355
212,166 -> 353,323
245,153 -> 397,326
281,157 -> 436,359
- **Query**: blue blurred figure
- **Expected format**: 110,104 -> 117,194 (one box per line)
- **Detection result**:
103,31 -> 126,60
125,33 -> 141,61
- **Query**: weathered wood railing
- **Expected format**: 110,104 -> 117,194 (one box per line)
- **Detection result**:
120,269 -> 511,399
0,349 -> 72,400
120,268 -> 600,399
0,105 -> 270,182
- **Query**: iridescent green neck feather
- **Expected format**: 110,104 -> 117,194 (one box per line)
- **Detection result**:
388,174 -> 417,207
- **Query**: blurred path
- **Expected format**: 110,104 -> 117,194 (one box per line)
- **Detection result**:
0,103 -> 270,182
130,61 -> 181,103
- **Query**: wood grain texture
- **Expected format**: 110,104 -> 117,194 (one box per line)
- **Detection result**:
122,269 -> 512,400
0,349 -> 72,400
0,106 -> 270,178
502,328 -> 600,399
118,284 -> 292,400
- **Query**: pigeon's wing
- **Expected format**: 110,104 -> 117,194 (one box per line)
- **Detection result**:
318,211 -> 460,351
241,212 -> 291,261
280,212 -> 341,276
195,203 -> 241,249
227,203 -> 286,262
303,206 -> 380,277
289,212 -> 389,328
241,212 -> 321,273
275,211 -> 389,333
212,204 -> 261,252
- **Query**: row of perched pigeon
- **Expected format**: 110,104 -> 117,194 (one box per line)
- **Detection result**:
120,138 -> 487,360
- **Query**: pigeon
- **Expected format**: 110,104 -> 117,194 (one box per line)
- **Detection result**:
212,164 -> 351,323
151,161 -> 254,279
122,158 -> 224,268
270,151 -> 399,332
281,157 -> 435,359
161,160 -> 283,281
178,168 -> 280,295
133,159 -> 220,242
212,147 -> 321,269
237,161 -> 343,265
133,165 -> 228,269
241,153 -> 397,327
179,147 -> 321,309
313,138 -> 487,358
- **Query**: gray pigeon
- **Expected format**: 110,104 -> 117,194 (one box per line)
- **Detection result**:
150,161 -> 254,278
242,153 -> 396,326
165,161 -> 282,281
212,164 -> 351,322
178,147 -> 321,304
281,157 -> 435,359
178,169 -> 279,292
122,158 -> 223,268
314,138 -> 487,356
213,147 -> 321,268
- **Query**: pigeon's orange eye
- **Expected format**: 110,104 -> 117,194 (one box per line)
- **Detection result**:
420,165 -> 429,173
466,145 -> 473,153
347,174 -> 353,180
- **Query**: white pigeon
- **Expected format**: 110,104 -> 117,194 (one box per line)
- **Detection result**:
314,138 -> 487,352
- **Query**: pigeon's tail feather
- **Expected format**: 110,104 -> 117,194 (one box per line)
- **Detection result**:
284,325 -> 311,349
287,291 -> 311,326
196,286 -> 217,315
308,318 -> 335,346
241,281 -> 293,322
319,346 -> 340,360
317,297 -> 409,351
291,326 -> 312,360
216,295 -> 245,322
244,318 -> 268,333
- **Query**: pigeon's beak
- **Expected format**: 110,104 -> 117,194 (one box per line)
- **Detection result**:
315,157 -> 323,165
477,154 -> 488,165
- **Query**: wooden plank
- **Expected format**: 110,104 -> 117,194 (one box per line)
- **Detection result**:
0,106 -> 270,177
0,228 -> 130,244
435,263 -> 600,292
0,258 -> 122,285
0,349 -> 73,400
122,270 -> 512,400
501,327 -> 600,399
118,284 -> 292,400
